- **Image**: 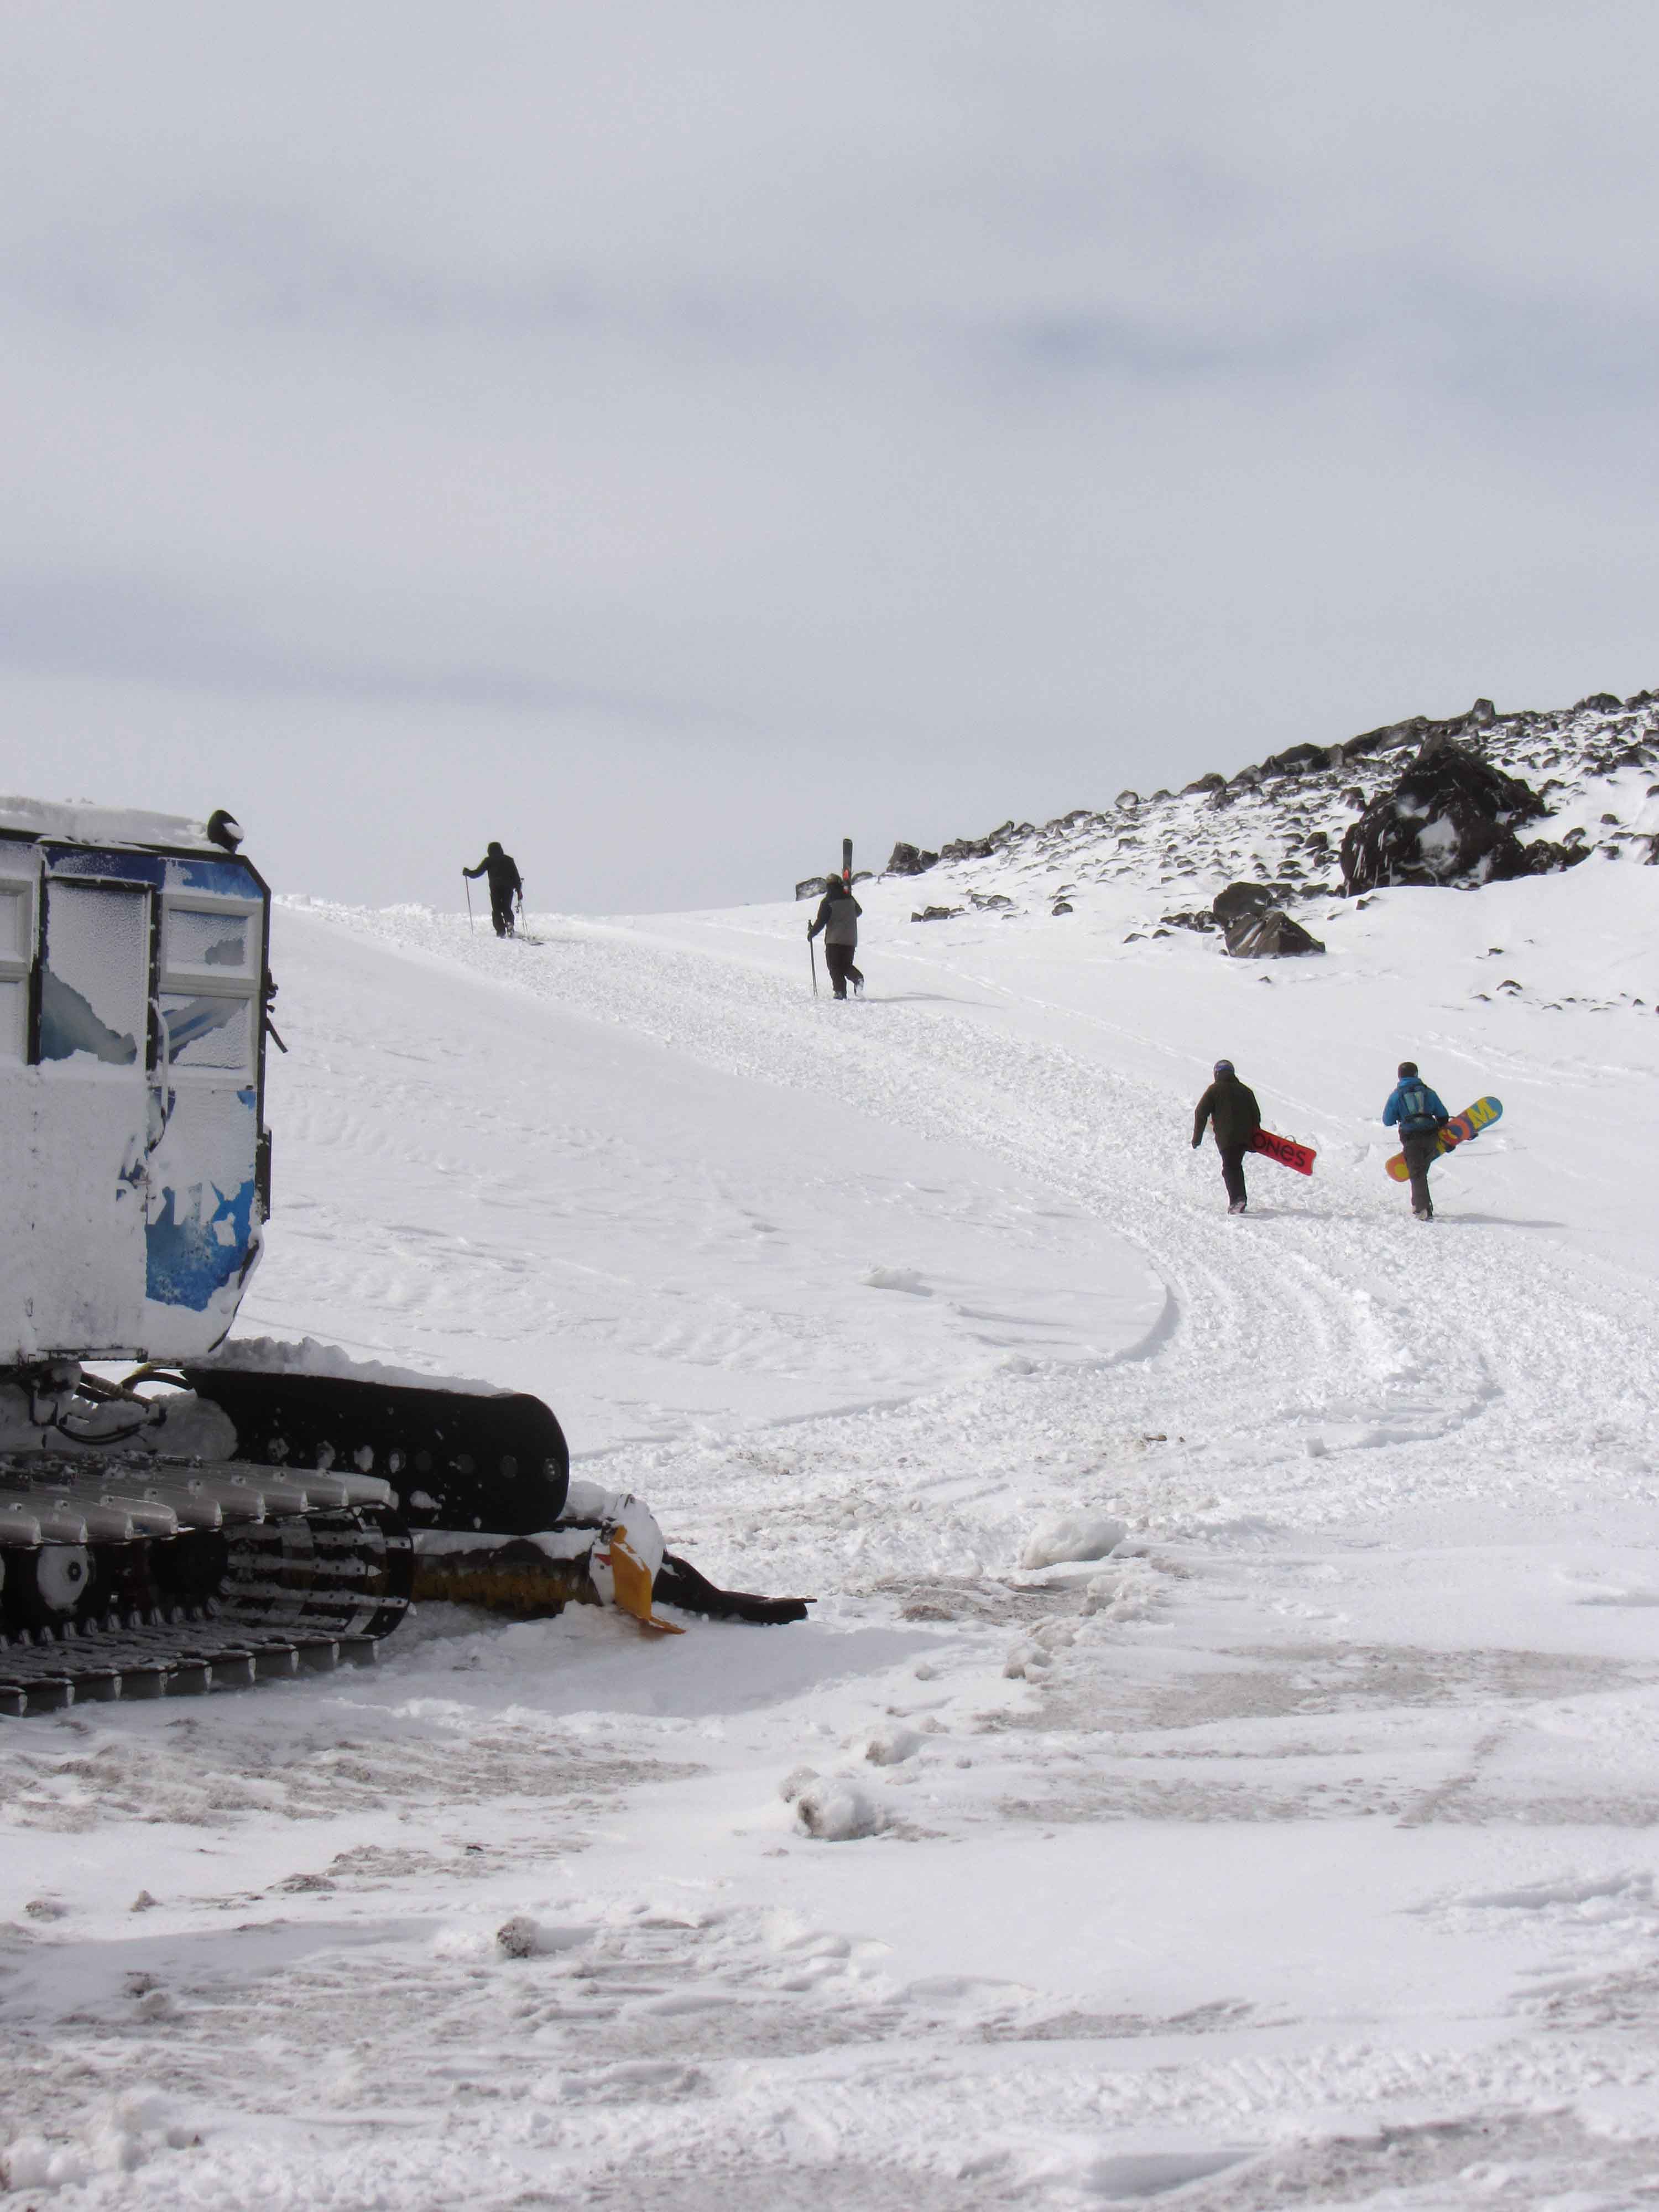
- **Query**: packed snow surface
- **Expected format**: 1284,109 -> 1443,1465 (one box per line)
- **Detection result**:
6,836 -> 1659,2209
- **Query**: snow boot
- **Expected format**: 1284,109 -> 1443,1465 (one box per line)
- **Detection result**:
1228,1199 -> 1247,1215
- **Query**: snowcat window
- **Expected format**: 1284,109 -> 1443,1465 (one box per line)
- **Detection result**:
165,904 -> 255,980
158,990 -> 254,1071
0,877 -> 32,1062
158,894 -> 262,1076
0,883 -> 30,963
39,881 -> 147,1067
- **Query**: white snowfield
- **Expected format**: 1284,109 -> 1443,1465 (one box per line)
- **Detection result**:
5,847 -> 1659,2210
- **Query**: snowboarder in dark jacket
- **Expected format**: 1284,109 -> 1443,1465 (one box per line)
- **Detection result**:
1383,1061 -> 1450,1219
807,880 -> 864,999
1192,1060 -> 1261,1213
464,843 -> 523,937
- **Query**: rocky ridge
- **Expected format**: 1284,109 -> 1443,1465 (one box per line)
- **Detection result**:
882,690 -> 1659,928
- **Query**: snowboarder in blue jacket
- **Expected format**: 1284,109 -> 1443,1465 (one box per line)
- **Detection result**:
1383,1061 -> 1450,1219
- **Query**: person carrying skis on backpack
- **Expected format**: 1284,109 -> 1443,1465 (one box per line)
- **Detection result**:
1383,1060 -> 1451,1219
463,842 -> 523,938
1192,1059 -> 1261,1214
807,876 -> 864,999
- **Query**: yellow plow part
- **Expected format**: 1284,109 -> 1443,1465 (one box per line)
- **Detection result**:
606,1522 -> 684,1635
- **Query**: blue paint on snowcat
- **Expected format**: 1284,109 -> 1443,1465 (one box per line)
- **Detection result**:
145,1161 -> 258,1309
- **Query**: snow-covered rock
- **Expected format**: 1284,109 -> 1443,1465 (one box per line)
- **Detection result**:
1339,733 -> 1587,893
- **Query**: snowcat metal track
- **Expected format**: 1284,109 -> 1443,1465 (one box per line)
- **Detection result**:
0,1616 -> 382,1715
181,1365 -> 570,1533
0,1447 -> 412,1717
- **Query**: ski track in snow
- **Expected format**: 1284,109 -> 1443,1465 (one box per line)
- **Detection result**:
6,870 -> 1659,2210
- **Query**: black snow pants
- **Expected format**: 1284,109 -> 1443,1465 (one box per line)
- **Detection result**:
825,945 -> 863,998
491,895 -> 515,938
1219,1144 -> 1250,1209
1401,1132 -> 1439,1217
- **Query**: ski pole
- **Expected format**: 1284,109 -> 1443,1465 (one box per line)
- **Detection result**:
809,936 -> 818,997
464,876 -> 475,935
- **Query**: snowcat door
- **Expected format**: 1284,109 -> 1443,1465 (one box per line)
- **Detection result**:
31,870 -> 154,1355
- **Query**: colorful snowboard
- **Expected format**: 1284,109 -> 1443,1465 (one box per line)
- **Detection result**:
1385,1095 -> 1502,1181
1249,1127 -> 1316,1176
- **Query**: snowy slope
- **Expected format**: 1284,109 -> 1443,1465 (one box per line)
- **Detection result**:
4,817 -> 1659,2209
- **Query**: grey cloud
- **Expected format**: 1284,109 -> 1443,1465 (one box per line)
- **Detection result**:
1,2 -> 1658,913
0,562 -> 728,728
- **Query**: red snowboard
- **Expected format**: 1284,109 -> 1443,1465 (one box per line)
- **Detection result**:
1249,1127 -> 1316,1176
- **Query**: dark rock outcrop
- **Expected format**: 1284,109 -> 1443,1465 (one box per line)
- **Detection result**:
911,905 -> 963,922
1339,734 -> 1588,893
1223,909 -> 1325,958
1212,881 -> 1296,928
1260,742 -> 1329,779
885,842 -> 939,877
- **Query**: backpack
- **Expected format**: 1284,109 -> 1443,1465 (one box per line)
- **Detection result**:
1397,1083 -> 1438,1134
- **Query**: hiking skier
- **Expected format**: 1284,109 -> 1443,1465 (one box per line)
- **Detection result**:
807,875 -> 864,999
1383,1060 -> 1451,1219
1192,1058 -> 1261,1214
463,843 -> 523,938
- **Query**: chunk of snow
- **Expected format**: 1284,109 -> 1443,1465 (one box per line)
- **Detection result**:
853,1721 -> 922,1766
494,1916 -> 594,1959
563,1477 -> 620,1520
794,1779 -> 887,1840
495,1914 -> 540,1958
1019,1512 -> 1126,1569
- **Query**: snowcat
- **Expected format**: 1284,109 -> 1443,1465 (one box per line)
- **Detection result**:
0,800 -> 803,1714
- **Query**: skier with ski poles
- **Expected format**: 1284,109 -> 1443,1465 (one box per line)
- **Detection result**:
1191,1058 -> 1261,1214
463,843 -> 524,938
1382,1060 -> 1451,1220
806,874 -> 863,999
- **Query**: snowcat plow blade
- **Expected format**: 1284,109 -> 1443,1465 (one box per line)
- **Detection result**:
602,1522 -> 685,1635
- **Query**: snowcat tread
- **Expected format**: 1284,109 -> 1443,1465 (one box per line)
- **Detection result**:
0,1453 -> 409,1714
180,1366 -> 570,1535
0,1616 -> 365,1711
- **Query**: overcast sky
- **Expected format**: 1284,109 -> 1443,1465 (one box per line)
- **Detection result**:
2,3 -> 1656,911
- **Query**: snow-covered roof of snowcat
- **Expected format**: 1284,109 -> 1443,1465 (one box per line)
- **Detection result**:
0,796 -> 227,853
